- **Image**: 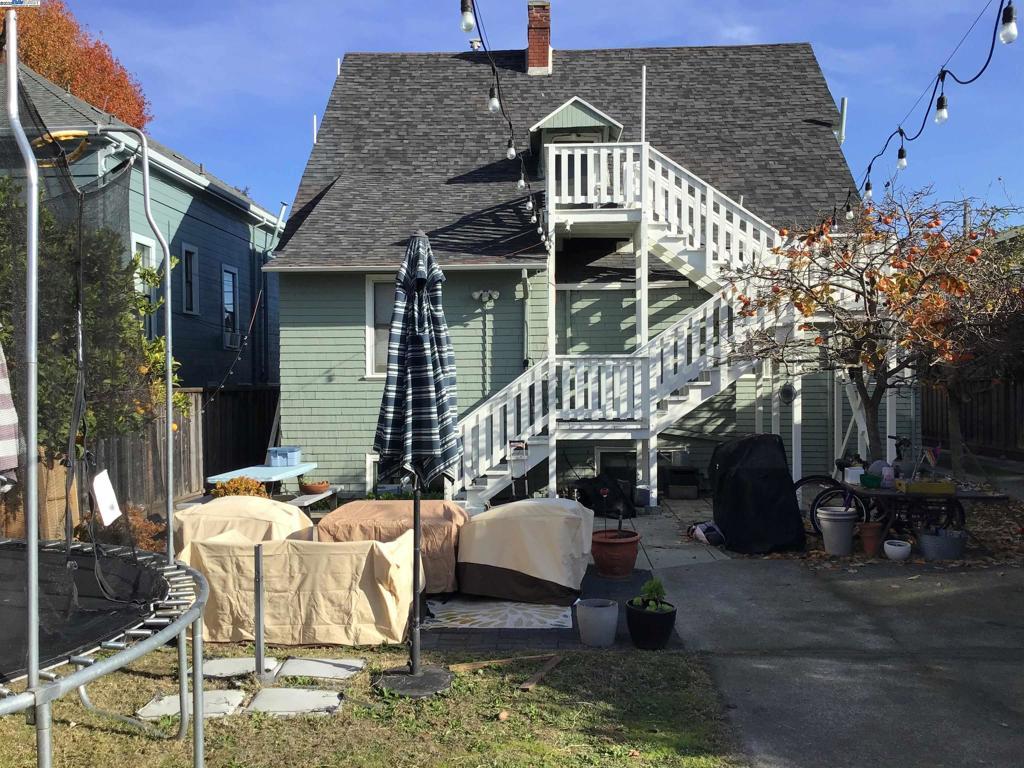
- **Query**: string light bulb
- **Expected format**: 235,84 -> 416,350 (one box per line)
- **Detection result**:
1000,1 -> 1018,44
844,203 -> 854,221
897,146 -> 908,170
487,85 -> 500,114
536,225 -> 543,236
934,93 -> 949,124
530,214 -> 537,224
517,173 -> 526,190
460,0 -> 476,33
525,197 -> 534,212
864,180 -> 873,201
506,138 -> 516,160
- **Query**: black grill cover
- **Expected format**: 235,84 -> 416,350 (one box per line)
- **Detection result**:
708,434 -> 805,554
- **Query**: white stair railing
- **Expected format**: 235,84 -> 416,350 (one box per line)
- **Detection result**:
547,142 -> 644,209
554,355 -> 649,423
459,359 -> 551,489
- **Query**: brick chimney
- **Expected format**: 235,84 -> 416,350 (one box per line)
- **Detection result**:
526,0 -> 552,75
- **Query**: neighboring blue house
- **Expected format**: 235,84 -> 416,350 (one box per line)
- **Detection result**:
10,64 -> 283,388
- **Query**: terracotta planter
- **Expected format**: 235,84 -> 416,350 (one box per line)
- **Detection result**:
858,521 -> 884,557
591,529 -> 641,580
299,480 -> 330,495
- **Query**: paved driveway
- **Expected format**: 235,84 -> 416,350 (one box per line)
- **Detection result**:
642,500 -> 1024,768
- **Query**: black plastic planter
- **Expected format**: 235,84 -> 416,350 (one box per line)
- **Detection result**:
625,601 -> 677,650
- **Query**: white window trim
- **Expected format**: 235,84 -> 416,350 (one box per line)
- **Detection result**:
132,233 -> 158,339
594,446 -> 636,475
365,452 -> 379,492
181,242 -> 200,316
364,274 -> 393,380
221,264 -> 240,349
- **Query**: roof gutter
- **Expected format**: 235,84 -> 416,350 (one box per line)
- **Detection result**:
99,127 -> 282,230
263,260 -> 547,273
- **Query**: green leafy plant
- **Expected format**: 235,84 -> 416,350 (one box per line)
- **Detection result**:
0,175 -> 188,458
629,577 -> 674,613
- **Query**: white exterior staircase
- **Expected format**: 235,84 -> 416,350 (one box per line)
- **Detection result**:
455,140 -> 792,513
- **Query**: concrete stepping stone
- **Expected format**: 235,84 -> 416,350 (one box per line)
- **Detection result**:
276,658 -> 364,682
192,657 -> 279,679
245,687 -> 342,717
137,689 -> 244,720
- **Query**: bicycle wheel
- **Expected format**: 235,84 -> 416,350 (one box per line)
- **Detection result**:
794,475 -> 841,532
906,498 -> 966,531
809,488 -> 870,535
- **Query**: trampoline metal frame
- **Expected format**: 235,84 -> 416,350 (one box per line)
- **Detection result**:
2,10 -> 207,768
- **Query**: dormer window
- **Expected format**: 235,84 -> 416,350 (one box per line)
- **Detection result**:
529,97 -> 625,176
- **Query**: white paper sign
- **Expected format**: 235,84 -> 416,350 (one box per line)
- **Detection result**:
92,470 -> 122,526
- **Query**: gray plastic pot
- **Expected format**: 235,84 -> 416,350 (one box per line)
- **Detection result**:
576,598 -> 618,647
918,528 -> 967,561
817,506 -> 860,556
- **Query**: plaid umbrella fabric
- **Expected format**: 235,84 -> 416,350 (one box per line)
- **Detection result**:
373,233 -> 461,486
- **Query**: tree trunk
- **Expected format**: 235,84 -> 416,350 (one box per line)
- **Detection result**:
947,387 -> 965,478
862,399 -> 884,463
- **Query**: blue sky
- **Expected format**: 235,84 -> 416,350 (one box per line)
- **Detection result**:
64,0 -> 1022,215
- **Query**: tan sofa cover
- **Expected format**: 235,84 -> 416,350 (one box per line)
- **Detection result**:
173,496 -> 313,554
180,529 -> 416,646
456,498 -> 594,605
317,499 -> 468,593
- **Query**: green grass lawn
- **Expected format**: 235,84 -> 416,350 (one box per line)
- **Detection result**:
0,645 -> 736,768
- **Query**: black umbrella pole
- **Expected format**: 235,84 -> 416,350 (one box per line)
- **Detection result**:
411,476 -> 422,676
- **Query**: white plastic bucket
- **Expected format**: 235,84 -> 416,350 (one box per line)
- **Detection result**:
817,506 -> 860,556
576,598 -> 618,647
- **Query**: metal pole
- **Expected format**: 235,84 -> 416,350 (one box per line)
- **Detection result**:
191,615 -> 204,768
640,65 -> 647,143
411,476 -> 421,676
95,123 -> 188,739
6,11 -> 49,765
837,97 -> 848,146
254,543 -> 265,678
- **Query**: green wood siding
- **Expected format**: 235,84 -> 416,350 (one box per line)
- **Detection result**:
279,270 -> 546,492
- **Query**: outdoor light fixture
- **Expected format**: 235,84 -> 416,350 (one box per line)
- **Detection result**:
472,289 -> 499,302
506,138 -> 517,160
487,85 -> 500,114
934,93 -> 949,124
897,145 -> 908,170
517,173 -> 526,190
1000,1 -> 1018,44
525,197 -> 534,212
460,0 -> 476,33
779,382 -> 797,405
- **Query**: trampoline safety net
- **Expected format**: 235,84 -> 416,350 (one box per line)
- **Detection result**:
0,35 -> 166,682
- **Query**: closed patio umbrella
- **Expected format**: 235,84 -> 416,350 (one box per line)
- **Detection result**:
373,231 -> 461,696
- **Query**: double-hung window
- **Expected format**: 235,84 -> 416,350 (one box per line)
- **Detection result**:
365,277 -> 395,377
221,265 -> 239,349
131,233 -> 157,339
181,243 -> 199,315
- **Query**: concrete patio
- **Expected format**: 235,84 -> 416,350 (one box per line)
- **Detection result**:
654,498 -> 1024,768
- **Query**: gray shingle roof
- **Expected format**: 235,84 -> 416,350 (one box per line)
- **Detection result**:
275,43 -> 856,271
1,64 -> 274,216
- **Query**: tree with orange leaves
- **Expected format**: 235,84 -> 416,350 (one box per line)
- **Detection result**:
2,0 -> 150,128
723,190 -> 1022,465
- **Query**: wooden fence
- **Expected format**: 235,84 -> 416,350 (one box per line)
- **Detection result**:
1,386 -> 280,539
200,386 -> 280,478
921,381 -> 1024,459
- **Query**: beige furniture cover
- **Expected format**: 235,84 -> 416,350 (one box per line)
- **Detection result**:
456,498 -> 594,605
317,499 -> 468,593
173,496 -> 313,554
180,529 -> 416,645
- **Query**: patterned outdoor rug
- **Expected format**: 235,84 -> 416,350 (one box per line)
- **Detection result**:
425,598 -> 573,630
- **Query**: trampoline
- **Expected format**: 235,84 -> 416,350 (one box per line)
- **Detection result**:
0,540 -> 168,683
